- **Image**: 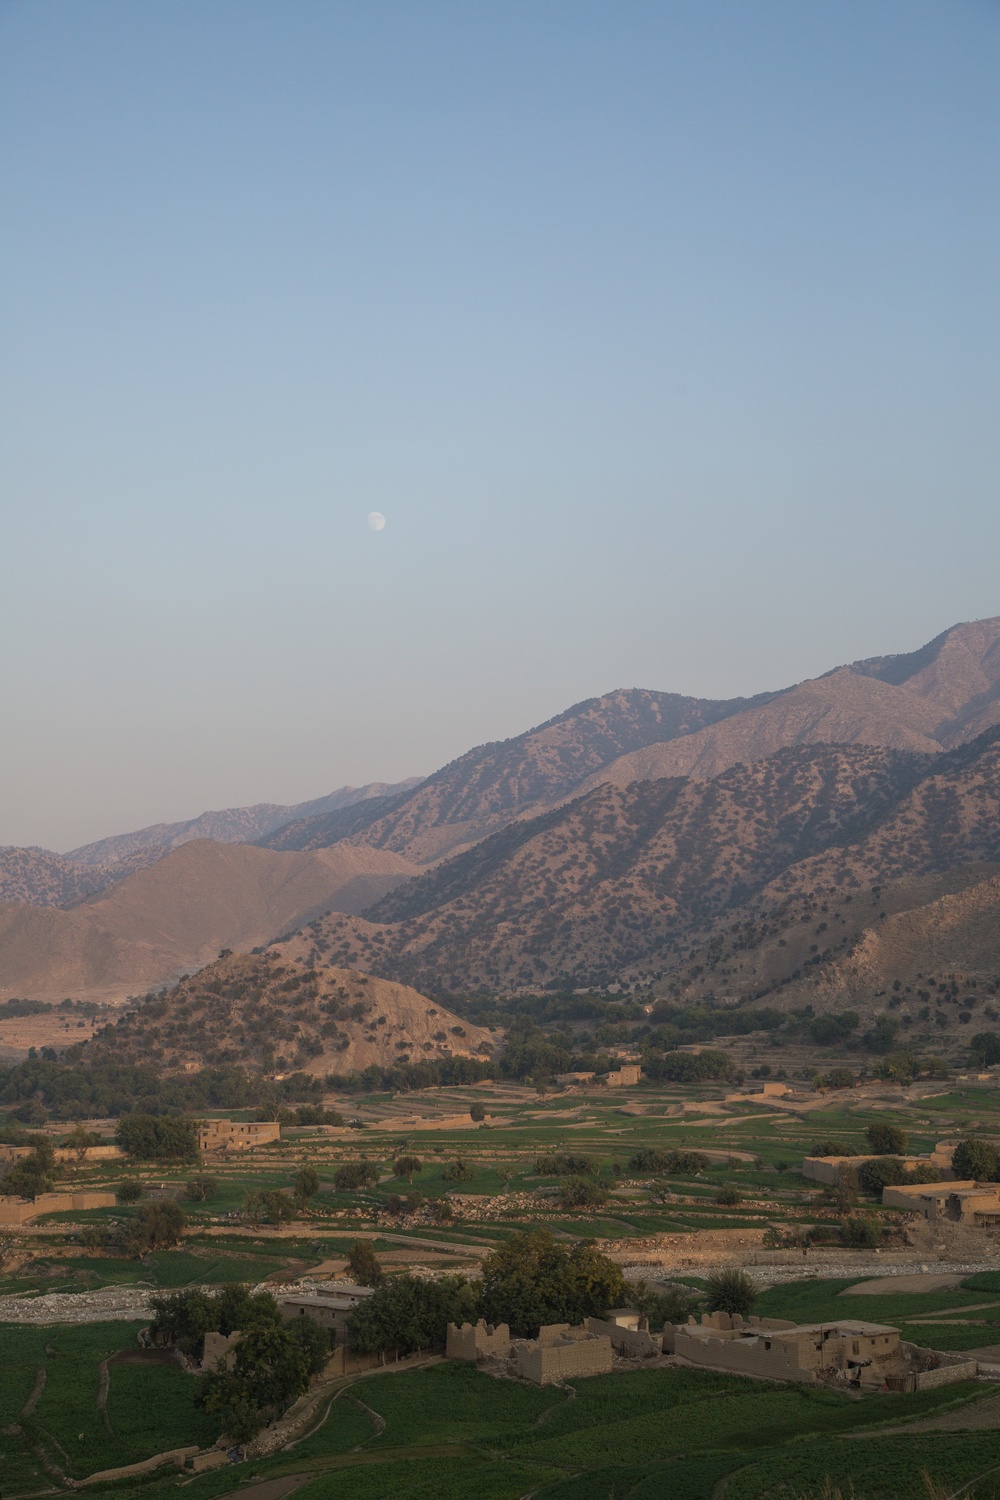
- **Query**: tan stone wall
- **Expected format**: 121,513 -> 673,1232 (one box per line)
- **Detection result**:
913,1360 -> 979,1389
0,1189 -> 115,1226
672,1326 -> 807,1382
515,1334 -> 613,1385
584,1316 -> 660,1358
446,1320 -> 512,1360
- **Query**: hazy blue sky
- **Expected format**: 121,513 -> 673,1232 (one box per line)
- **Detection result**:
2,1 -> 998,850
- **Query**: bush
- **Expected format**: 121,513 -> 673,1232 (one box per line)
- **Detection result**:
469,1102 -> 486,1121
627,1148 -> 671,1174
630,1282 -> 697,1330
665,1150 -> 710,1176
704,1268 -> 756,1318
536,1153 -> 597,1177
2,1144 -> 55,1200
293,1164 -> 320,1204
441,1159 -> 474,1183
952,1137 -> 999,1181
842,1213 -> 881,1248
333,1161 -> 380,1190
865,1122 -> 908,1155
117,1177 -> 144,1204
808,1012 -> 860,1045
245,1189 -> 295,1226
812,1141 -> 855,1158
115,1113 -> 198,1161
857,1156 -> 908,1196
714,1184 -> 742,1207
970,1031 -> 1000,1067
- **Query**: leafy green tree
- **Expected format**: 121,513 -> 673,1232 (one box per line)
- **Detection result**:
333,1161 -> 379,1190
808,1012 -> 860,1045
536,1154 -> 596,1176
115,1113 -> 197,1161
393,1154 -> 423,1184
346,1239 -> 384,1287
478,1229 -> 625,1338
441,1159 -> 474,1182
348,1274 -> 477,1355
629,1281 -> 697,1330
704,1268 -> 756,1318
150,1289 -> 217,1352
128,1198 -> 187,1253
293,1164 -> 320,1205
863,1016 -> 900,1054
559,1175 -> 609,1209
812,1140 -> 854,1158
627,1148 -> 671,1174
857,1156 -> 908,1196
199,1317 -> 325,1440
245,1189 -> 295,1226
2,1147 -> 55,1200
117,1177 -> 144,1204
63,1123 -> 101,1160
952,1137 -> 999,1181
970,1032 -> 1000,1067
469,1102 -> 486,1122
185,1174 -> 219,1202
842,1213 -> 881,1248
865,1122 -> 907,1155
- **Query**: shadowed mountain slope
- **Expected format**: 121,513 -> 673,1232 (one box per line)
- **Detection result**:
270,726 -> 1000,994
80,951 -> 495,1077
0,847 -> 112,908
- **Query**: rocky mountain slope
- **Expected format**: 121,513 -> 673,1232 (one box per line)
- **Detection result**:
0,847 -> 112,908
262,687 -> 775,863
256,617 -> 1000,870
270,726 -> 1000,995
81,952 -> 496,1077
0,840 -> 418,1004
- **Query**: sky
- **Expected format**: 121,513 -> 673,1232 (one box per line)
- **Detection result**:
1,0 -> 998,851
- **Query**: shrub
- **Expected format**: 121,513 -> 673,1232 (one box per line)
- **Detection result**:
704,1268 -> 756,1318
127,1198 -> 187,1253
808,1012 -> 860,1045
842,1213 -> 881,1248
244,1189 -> 295,1226
469,1102 -> 486,1121
117,1177 -> 144,1204
441,1159 -> 474,1183
714,1184 -> 742,1207
535,1153 -> 596,1177
627,1148 -> 671,1174
812,1140 -> 855,1158
293,1164 -> 320,1204
865,1122 -> 907,1155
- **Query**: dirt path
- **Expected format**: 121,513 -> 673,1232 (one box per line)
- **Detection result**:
21,1365 -> 46,1417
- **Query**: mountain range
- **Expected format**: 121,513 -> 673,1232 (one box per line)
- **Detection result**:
2,614 -> 1000,1013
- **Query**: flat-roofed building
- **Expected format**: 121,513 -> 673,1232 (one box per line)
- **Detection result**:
197,1119 -> 281,1153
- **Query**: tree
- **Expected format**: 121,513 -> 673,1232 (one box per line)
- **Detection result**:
629,1281 -> 696,1330
970,1032 -> 1000,1067
347,1239 -> 384,1286
185,1174 -> 219,1203
952,1137 -> 999,1182
199,1318 -> 323,1439
628,1148 -> 671,1174
559,1176 -> 609,1209
63,1123 -> 101,1160
469,1102 -> 486,1122
117,1178 -> 144,1204
865,1123 -> 907,1155
441,1159 -> 474,1183
714,1184 -> 742,1207
293,1164 -> 320,1205
333,1161 -> 379,1191
2,1146 -> 55,1200
393,1155 -> 423,1185
704,1268 -> 756,1318
478,1230 -> 625,1338
842,1213 -> 881,1248
348,1274 -> 477,1356
812,1141 -> 855,1158
129,1198 -> 187,1253
244,1189 -> 295,1227
863,1016 -> 900,1053
115,1113 -> 197,1161
857,1157 -> 908,1196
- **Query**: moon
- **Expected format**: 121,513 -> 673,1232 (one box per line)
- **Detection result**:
367,511 -> 386,532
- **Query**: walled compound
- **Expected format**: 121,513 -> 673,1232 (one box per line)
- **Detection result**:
0,1189 -> 116,1227
514,1323 -> 613,1384
664,1311 -> 977,1390
882,1180 -> 1000,1225
802,1141 -> 956,1186
196,1119 -> 281,1153
447,1314 -> 651,1383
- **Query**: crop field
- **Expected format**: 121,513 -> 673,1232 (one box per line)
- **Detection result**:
48,1357 -> 1000,1500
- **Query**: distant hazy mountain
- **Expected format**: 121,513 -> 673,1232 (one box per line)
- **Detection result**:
64,778 -> 423,873
0,839 -> 418,1004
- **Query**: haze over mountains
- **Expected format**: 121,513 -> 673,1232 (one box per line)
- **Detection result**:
2,615 -> 1000,1013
